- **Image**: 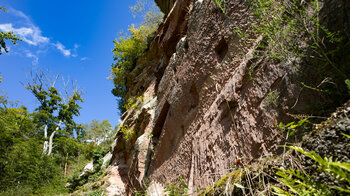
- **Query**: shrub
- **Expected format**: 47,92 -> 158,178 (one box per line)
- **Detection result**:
119,124 -> 135,143
110,1 -> 162,113
67,146 -> 109,192
124,95 -> 144,111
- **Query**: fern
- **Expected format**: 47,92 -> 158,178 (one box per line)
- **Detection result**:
289,146 -> 350,184
272,146 -> 350,195
272,168 -> 330,196
213,0 -> 226,13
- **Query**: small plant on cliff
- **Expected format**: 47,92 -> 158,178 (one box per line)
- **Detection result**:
240,0 -> 319,61
234,0 -> 350,111
119,124 -> 135,143
264,90 -> 279,108
345,79 -> 350,95
213,0 -> 226,13
235,0 -> 348,68
164,177 -> 189,196
278,118 -> 309,138
272,146 -> 350,195
124,95 -> 144,111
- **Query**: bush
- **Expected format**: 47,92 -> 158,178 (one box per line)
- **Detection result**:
119,124 -> 135,143
67,146 -> 110,192
110,1 -> 162,113
0,138 -> 63,194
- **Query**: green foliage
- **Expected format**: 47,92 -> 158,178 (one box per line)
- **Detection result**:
67,146 -> 109,192
53,136 -> 87,177
213,0 -> 226,13
134,190 -> 147,196
84,119 -> 113,145
272,146 -> 350,195
0,72 -> 91,194
272,167 -> 330,196
164,177 -> 189,196
0,98 -> 64,194
235,0 -> 350,110
89,146 -> 109,182
90,189 -> 103,196
198,169 -> 244,195
110,23 -> 156,99
92,146 -> 109,170
110,1 -> 162,113
26,71 -> 84,155
264,90 -> 279,108
235,0 -> 344,70
119,124 -> 135,143
278,118 -> 309,138
124,97 -> 138,111
0,6 -> 6,12
124,95 -> 143,111
27,74 -> 84,131
341,133 -> 350,139
345,79 -> 350,95
244,0 -> 310,60
0,31 -> 22,55
301,82 -> 330,94
0,6 -> 22,54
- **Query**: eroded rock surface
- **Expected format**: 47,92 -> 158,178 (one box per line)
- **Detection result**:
96,0 -> 350,195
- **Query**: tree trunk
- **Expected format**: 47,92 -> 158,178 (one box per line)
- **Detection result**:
43,124 -> 48,154
64,152 -> 69,177
47,120 -> 62,156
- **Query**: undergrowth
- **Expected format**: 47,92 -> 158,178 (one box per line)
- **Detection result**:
67,146 -> 109,192
233,0 -> 350,112
164,177 -> 190,196
273,146 -> 350,195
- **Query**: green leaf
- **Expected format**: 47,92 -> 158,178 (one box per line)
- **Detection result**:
341,133 -> 350,139
234,183 -> 245,189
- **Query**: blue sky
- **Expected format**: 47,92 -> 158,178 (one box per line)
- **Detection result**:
0,0 -> 150,127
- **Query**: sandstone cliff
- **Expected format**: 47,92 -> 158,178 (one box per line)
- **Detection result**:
72,0 -> 350,195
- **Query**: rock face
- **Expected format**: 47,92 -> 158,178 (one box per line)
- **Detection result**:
155,0 -> 176,15
102,0 -> 350,195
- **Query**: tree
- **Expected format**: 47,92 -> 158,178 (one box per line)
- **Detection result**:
0,6 -> 22,54
85,119 -> 113,145
0,95 -> 61,192
100,119 -> 113,143
25,70 -> 84,156
54,136 -> 84,177
87,119 -> 101,145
